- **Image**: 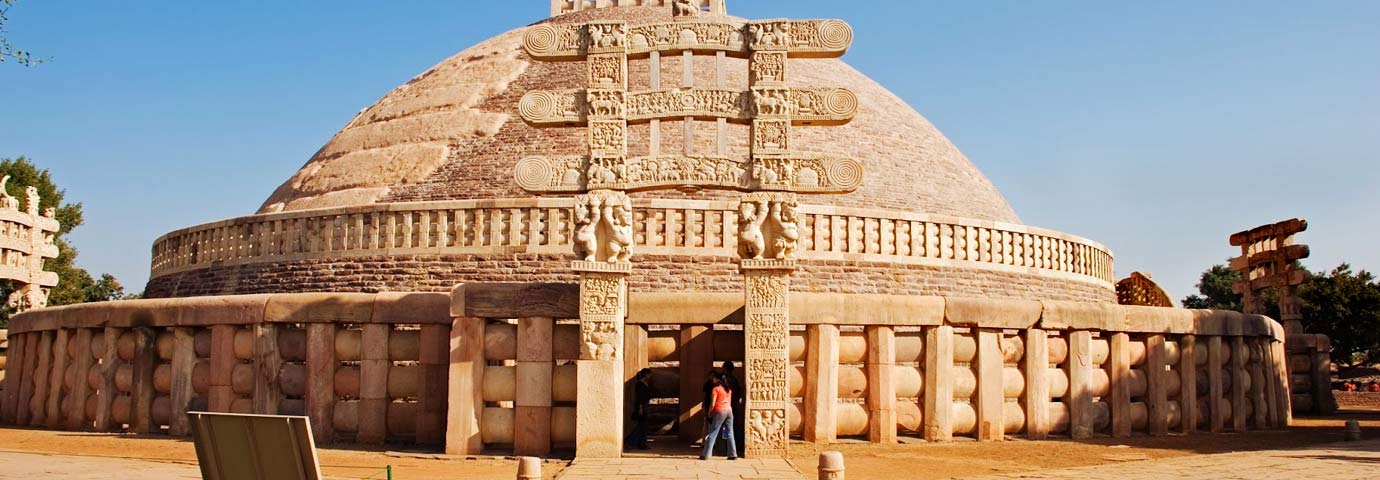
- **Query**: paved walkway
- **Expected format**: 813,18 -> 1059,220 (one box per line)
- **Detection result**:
962,439 -> 1380,480
555,458 -> 804,480
0,450 -> 201,479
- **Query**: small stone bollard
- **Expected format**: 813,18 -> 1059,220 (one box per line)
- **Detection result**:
517,456 -> 542,480
818,451 -> 845,480
1344,420 -> 1362,441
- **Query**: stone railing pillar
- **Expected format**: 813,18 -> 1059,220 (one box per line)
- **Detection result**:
1022,328 -> 1049,440
305,323 -> 337,443
1145,334 -> 1169,436
922,325 -> 953,442
865,326 -> 896,443
742,258 -> 794,458
445,312 -> 485,455
168,327 -> 197,436
1178,334 -> 1197,434
515,317 -> 554,456
1206,336 -> 1225,433
1065,330 -> 1093,439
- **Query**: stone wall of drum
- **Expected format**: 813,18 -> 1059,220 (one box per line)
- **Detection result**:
0,293 -> 452,447
144,200 -> 1114,302
614,293 -> 1295,444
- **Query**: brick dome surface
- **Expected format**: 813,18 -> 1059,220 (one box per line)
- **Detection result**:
259,6 -> 1021,225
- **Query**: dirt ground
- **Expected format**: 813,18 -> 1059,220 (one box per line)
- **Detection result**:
0,409 -> 1376,479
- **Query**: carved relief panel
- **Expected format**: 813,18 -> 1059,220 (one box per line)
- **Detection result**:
515,155 -> 862,194
525,20 -> 852,60
742,260 -> 794,458
520,88 -> 857,126
576,269 -> 627,361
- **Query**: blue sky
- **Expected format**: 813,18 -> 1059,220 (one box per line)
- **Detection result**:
1,1 -> 1376,300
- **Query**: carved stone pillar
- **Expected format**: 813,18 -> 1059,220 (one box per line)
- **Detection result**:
742,259 -> 793,458
739,192 -> 798,459
574,261 -> 628,458
572,190 -> 633,458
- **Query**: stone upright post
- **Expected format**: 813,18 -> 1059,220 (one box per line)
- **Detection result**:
742,258 -> 793,458
572,190 -> 634,459
574,261 -> 629,458
737,190 -> 799,459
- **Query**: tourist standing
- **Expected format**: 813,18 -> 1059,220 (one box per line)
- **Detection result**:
721,361 -> 745,457
700,373 -> 738,460
626,368 -> 652,450
701,367 -> 720,442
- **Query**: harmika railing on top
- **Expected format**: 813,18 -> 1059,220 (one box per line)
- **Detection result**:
150,199 -> 1114,283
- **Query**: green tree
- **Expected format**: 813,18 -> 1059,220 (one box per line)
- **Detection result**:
1,0 -> 44,66
1182,262 -> 1285,318
0,157 -> 131,327
1300,264 -> 1380,367
1182,264 -> 1243,311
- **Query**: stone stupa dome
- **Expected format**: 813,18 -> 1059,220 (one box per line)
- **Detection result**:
147,4 -> 1114,302
258,6 -> 1019,224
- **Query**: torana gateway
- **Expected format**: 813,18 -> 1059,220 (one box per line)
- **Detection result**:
1,1 -> 1311,460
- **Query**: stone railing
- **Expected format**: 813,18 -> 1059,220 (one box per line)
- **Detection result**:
0,293 -> 452,446
150,199 -> 1113,285
451,284 -> 1291,453
0,285 -> 1293,455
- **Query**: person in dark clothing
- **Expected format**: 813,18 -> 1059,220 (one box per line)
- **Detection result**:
721,361 -> 745,456
626,368 -> 652,450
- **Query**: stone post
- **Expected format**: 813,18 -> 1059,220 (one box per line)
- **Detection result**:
1229,336 -> 1248,433
865,326 -> 897,444
93,327 -> 120,432
1066,331 -> 1093,439
1022,328 -> 1049,440
742,258 -> 794,458
44,328 -> 70,430
574,260 -> 629,458
818,450 -> 845,480
975,329 -> 1004,441
1179,335 -> 1197,434
252,323 -> 282,415
168,327 -> 197,436
1145,334 -> 1168,436
923,325 -> 953,442
130,328 -> 158,433
515,317 -> 554,456
1207,336 -> 1225,433
357,324 -> 390,445
446,315 -> 485,455
66,328 -> 95,431
305,323 -> 337,444
804,323 -> 838,444
1107,332 -> 1131,438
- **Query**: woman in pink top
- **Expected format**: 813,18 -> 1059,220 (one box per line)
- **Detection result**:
699,372 -> 738,460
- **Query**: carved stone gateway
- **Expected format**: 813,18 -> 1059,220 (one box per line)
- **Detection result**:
0,176 -> 60,312
1229,219 -> 1309,333
520,1 -> 857,459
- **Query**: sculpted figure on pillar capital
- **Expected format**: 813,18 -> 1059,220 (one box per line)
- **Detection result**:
573,190 -> 634,264
737,192 -> 799,261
